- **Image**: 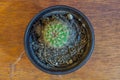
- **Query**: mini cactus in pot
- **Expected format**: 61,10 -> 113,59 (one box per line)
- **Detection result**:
43,21 -> 69,48
24,5 -> 95,74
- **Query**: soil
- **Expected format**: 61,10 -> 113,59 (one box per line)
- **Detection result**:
30,10 -> 89,69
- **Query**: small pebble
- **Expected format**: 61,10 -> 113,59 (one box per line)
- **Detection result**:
82,24 -> 85,27
55,62 -> 58,66
67,13 -> 73,20
78,18 -> 82,21
80,49 -> 84,53
69,59 -> 73,64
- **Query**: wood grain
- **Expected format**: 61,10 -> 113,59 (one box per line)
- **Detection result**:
0,0 -> 120,80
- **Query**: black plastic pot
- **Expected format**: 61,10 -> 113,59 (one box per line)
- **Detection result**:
24,5 -> 95,75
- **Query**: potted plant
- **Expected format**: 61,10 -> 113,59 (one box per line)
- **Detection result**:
24,5 -> 95,74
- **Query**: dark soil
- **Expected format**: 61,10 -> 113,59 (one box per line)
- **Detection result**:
30,10 -> 89,69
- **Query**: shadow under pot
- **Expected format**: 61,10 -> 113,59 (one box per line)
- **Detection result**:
24,5 -> 95,75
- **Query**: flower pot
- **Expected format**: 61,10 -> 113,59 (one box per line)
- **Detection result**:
24,5 -> 95,75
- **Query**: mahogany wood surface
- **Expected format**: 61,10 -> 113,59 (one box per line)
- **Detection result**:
0,0 -> 120,80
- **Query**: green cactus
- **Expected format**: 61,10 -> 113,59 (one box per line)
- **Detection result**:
43,21 -> 69,48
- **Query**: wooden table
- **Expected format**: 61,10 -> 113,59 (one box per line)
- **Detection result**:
0,0 -> 120,80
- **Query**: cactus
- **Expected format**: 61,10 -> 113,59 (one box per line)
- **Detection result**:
43,21 -> 69,48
